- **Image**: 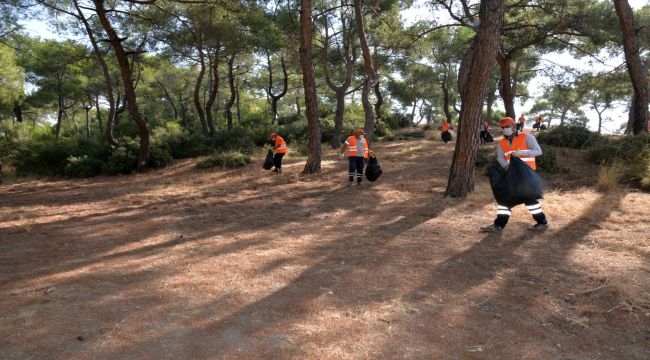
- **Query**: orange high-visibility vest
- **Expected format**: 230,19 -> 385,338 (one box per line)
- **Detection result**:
346,136 -> 369,158
274,135 -> 287,154
441,122 -> 451,132
499,133 -> 536,170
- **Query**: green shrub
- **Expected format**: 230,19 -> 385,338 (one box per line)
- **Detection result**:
195,151 -> 251,169
148,143 -> 174,168
151,123 -> 214,159
586,133 -> 650,190
64,155 -> 105,178
12,137 -> 78,177
103,140 -> 139,175
475,147 -> 495,167
537,145 -> 559,173
212,127 -> 256,154
536,125 -> 602,149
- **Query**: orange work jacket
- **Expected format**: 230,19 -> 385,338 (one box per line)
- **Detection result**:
274,135 -> 287,154
440,122 -> 451,132
499,133 -> 536,170
346,136 -> 369,158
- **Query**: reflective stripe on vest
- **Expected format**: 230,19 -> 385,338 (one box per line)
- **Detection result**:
346,136 -> 369,158
499,133 -> 536,170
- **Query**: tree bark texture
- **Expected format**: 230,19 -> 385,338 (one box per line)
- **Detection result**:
73,0 -> 118,146
93,0 -> 150,168
447,0 -> 504,198
353,0 -> 377,141
497,54 -> 516,118
300,0 -> 322,174
613,0 -> 648,134
266,52 -> 288,125
225,54 -> 236,130
322,17 -> 355,149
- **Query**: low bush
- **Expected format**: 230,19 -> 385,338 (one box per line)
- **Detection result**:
475,147 -> 494,167
536,125 -> 603,149
64,155 -> 105,178
587,133 -> 650,190
537,145 -> 559,173
103,140 -> 139,175
195,151 -> 250,169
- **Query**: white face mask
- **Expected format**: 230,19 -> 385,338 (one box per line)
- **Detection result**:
359,135 -> 365,139
502,127 -> 514,136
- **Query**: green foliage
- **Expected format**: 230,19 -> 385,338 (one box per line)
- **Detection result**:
64,155 -> 105,178
536,125 -> 602,149
195,151 -> 251,169
12,137 -> 71,177
537,145 -> 559,173
0,43 -> 24,112
148,143 -> 174,168
383,112 -> 412,129
103,139 -> 139,175
586,133 -> 650,189
150,122 -> 210,159
475,147 -> 495,167
212,127 -> 256,154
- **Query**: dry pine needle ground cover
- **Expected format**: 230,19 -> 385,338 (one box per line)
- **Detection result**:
1,131 -> 649,360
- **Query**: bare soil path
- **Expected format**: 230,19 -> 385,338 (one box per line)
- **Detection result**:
1,135 -> 649,359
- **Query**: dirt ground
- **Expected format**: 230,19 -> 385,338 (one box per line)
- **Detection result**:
1,131 -> 649,360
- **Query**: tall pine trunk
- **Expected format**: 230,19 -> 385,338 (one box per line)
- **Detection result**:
300,0 -> 322,174
446,0 -> 504,198
614,0 -> 648,134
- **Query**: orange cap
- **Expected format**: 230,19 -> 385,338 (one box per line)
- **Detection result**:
499,117 -> 515,128
355,129 -> 365,136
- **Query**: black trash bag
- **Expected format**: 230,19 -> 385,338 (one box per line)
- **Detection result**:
263,149 -> 274,170
506,156 -> 543,200
488,156 -> 543,207
488,165 -> 523,207
484,132 -> 494,143
441,131 -> 452,142
365,156 -> 383,182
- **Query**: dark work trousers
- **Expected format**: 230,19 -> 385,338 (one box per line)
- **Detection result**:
273,153 -> 285,172
348,156 -> 365,183
494,200 -> 548,228
480,131 -> 487,143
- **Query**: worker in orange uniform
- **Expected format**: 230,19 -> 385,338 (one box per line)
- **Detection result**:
269,132 -> 287,173
340,129 -> 374,186
440,119 -> 453,143
517,114 -> 526,131
481,117 -> 549,232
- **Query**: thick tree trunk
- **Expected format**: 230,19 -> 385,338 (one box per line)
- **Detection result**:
446,0 -> 504,198
267,52 -> 288,124
204,48 -> 219,136
93,0 -> 149,167
497,54 -> 516,118
614,0 -> 648,134
225,55 -> 236,130
74,0 -> 118,146
353,0 -> 377,141
331,92 -> 346,149
300,0 -> 322,174
322,19 -> 354,149
442,75 -> 452,122
374,81 -> 383,127
193,38 -> 209,135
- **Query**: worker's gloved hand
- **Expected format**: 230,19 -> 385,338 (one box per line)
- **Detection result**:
339,153 -> 345,159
